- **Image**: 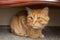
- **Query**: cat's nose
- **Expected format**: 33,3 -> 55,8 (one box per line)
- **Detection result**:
33,21 -> 38,25
33,21 -> 37,23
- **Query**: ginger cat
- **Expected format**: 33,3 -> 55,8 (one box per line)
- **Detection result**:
10,7 -> 50,38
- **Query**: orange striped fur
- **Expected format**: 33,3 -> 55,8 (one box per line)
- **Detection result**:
10,7 -> 50,38
26,7 -> 49,29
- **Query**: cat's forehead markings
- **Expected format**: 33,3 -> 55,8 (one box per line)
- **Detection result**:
32,13 -> 38,17
34,15 -> 37,22
32,9 -> 41,14
30,9 -> 42,17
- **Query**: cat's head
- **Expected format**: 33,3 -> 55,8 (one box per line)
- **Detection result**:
26,7 -> 50,29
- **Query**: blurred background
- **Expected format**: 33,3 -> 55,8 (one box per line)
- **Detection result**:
0,7 -> 60,26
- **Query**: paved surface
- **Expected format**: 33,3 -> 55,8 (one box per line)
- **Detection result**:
0,27 -> 60,40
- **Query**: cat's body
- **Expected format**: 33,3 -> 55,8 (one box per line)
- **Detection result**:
10,7 -> 50,38
10,11 -> 28,36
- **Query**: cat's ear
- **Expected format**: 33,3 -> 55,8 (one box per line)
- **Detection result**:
26,7 -> 32,14
41,7 -> 49,16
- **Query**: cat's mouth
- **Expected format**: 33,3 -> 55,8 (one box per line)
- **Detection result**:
32,26 -> 40,29
33,26 -> 42,29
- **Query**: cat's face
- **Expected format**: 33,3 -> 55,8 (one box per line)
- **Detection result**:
26,7 -> 50,29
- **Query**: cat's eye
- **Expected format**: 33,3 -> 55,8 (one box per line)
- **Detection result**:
37,17 -> 40,19
28,17 -> 33,19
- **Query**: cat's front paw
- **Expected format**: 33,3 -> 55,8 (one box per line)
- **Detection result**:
19,33 -> 28,37
39,35 -> 44,38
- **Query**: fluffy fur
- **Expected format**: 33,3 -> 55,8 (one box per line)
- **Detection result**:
10,7 -> 50,38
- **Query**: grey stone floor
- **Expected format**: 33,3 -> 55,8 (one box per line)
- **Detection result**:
0,27 -> 60,40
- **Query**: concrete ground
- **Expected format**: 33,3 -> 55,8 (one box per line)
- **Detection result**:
0,27 -> 60,40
